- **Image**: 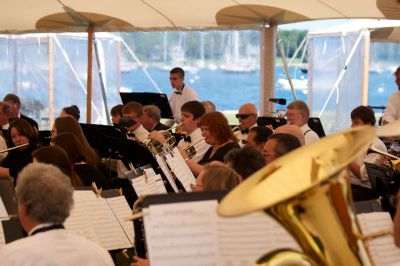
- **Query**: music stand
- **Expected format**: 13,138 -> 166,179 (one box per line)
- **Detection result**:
119,92 -> 173,119
80,123 -> 125,158
257,117 -> 287,129
308,117 -> 326,138
38,130 -> 51,146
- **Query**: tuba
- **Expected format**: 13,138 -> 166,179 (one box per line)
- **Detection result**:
219,125 -> 396,266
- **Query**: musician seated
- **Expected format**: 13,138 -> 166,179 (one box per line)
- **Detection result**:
349,106 -> 387,201
122,102 -> 150,145
245,126 -> 273,152
142,105 -> 169,131
224,146 -> 265,180
192,164 -> 240,192
32,146 -> 84,187
111,104 -> 123,126
0,101 -> 13,157
149,101 -> 210,163
60,105 -> 80,121
0,163 -> 114,266
182,111 -> 239,176
233,103 -> 258,147
201,100 -> 216,113
52,116 -> 99,168
52,132 -> 111,190
0,119 -> 39,185
262,133 -> 301,164
286,100 -> 319,144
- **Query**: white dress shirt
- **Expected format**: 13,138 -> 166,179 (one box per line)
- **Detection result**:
130,124 -> 150,145
234,123 -> 257,148
382,91 -> 400,123
300,124 -> 320,145
350,137 -> 387,189
169,85 -> 198,123
177,128 -> 210,163
0,227 -> 114,266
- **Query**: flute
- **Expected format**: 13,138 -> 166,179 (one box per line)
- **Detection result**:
0,143 -> 29,154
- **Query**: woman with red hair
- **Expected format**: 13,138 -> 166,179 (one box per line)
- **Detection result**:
182,111 -> 239,176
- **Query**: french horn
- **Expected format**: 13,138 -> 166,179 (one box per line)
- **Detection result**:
219,124 -> 400,266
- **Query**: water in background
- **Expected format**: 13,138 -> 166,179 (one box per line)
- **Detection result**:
121,65 -> 395,113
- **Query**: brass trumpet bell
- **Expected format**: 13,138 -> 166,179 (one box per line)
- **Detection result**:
146,130 -> 176,155
219,125 -> 378,266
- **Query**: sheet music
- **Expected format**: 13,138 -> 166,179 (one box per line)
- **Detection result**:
144,200 -> 219,266
65,190 -> 132,250
217,211 -> 300,266
155,154 -> 179,192
130,174 -> 167,197
0,198 -> 8,247
357,212 -> 400,266
165,147 -> 196,192
106,196 -> 135,245
144,200 -> 300,266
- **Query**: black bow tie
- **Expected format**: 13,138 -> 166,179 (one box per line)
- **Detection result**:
127,132 -> 135,138
174,91 -> 182,95
241,128 -> 249,134
183,135 -> 191,143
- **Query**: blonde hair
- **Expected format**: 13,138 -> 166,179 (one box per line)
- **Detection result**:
202,164 -> 240,191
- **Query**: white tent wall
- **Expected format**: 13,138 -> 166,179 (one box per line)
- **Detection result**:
0,33 -> 122,129
308,30 -> 368,134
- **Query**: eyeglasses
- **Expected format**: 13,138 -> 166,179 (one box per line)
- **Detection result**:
235,114 -> 255,119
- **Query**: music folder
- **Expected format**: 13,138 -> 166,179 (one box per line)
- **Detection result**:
119,92 -> 173,119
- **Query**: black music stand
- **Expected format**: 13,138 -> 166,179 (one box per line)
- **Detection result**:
38,130 -> 51,146
119,92 -> 173,119
308,117 -> 326,138
80,123 -> 125,158
257,117 -> 287,128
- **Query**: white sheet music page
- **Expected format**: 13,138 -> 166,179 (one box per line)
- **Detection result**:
106,196 -> 135,245
217,211 -> 300,266
65,190 -> 132,250
0,197 -> 8,248
130,174 -> 167,197
165,147 -> 196,192
357,212 -> 400,266
155,154 -> 179,192
144,200 -> 219,266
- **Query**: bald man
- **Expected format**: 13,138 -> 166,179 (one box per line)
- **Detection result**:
274,124 -> 305,146
234,103 -> 258,147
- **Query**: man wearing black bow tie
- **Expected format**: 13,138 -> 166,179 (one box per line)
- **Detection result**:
122,101 -> 149,145
0,163 -> 113,265
234,103 -> 258,147
168,67 -> 198,125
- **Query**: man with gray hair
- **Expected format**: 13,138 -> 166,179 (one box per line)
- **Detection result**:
286,100 -> 319,144
142,104 -> 169,131
0,163 -> 114,265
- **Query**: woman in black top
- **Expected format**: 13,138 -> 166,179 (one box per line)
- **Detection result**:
0,119 -> 39,184
182,111 -> 239,176
52,132 -> 110,190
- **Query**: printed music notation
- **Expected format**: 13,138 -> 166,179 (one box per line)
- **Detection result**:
130,173 -> 167,197
165,147 -> 196,192
155,154 -> 179,192
357,212 -> 400,266
0,198 -> 9,247
64,190 -> 134,251
143,200 -> 300,266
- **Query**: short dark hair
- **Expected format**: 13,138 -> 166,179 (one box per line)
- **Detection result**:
170,67 -> 185,78
111,104 -> 123,116
62,105 -> 80,121
268,133 -> 301,156
351,106 -> 376,126
224,146 -> 265,179
250,126 -> 273,144
181,101 -> 206,119
3,94 -> 21,108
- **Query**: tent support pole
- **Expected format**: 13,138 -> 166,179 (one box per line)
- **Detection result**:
86,26 -> 94,123
48,35 -> 55,127
260,24 -> 276,116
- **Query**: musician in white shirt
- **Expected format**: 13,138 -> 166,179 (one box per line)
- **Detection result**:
122,101 -> 149,145
233,103 -> 258,147
0,163 -> 113,266
168,67 -> 198,124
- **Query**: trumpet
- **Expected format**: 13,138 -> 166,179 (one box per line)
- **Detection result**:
147,129 -> 177,155
184,137 -> 205,159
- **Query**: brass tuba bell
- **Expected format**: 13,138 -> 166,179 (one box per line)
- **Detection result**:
219,125 -> 382,266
